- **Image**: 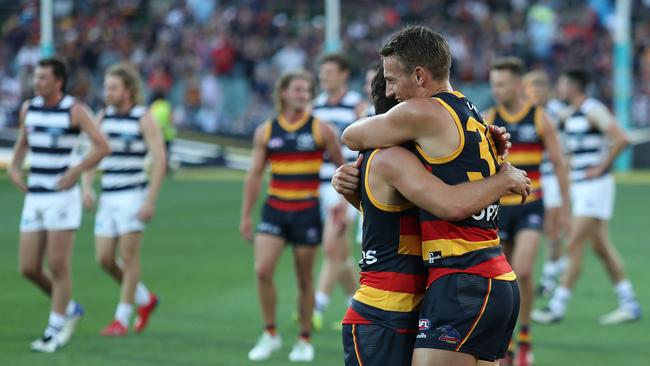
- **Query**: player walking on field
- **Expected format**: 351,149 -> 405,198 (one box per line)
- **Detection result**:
82,63 -> 164,336
312,54 -> 364,330
532,69 -> 642,326
8,58 -> 110,352
240,71 -> 345,362
485,58 -> 571,366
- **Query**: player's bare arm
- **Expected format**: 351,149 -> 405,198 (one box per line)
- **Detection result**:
81,110 -> 104,210
585,107 -> 629,179
341,98 -> 442,151
7,101 -> 30,192
374,146 -> 530,220
240,122 -> 269,242
540,110 -> 571,227
343,98 -> 511,158
319,119 -> 345,167
139,111 -> 167,222
57,102 -> 110,190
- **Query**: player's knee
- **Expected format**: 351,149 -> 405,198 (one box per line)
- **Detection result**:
19,263 -> 40,280
48,258 -> 70,278
322,242 -> 340,260
296,275 -> 313,292
96,253 -> 116,271
254,264 -> 274,283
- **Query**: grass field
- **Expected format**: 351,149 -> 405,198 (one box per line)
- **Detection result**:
1,169 -> 649,366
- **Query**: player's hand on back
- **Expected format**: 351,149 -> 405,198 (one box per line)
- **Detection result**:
499,162 -> 531,204
332,155 -> 363,195
7,167 -> 28,192
240,216 -> 254,242
488,125 -> 511,160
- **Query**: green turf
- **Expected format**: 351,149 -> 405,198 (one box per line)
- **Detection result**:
0,171 -> 649,365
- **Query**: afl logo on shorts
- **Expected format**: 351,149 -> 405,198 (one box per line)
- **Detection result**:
418,319 -> 431,331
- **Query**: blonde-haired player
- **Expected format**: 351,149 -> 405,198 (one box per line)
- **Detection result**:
83,63 -> 165,336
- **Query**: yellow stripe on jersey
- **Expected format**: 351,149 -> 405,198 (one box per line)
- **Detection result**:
496,103 -> 532,124
353,285 -> 424,312
312,118 -> 323,147
494,271 -> 518,281
534,106 -> 544,139
278,112 -> 310,132
364,150 -> 414,212
416,98 -> 465,164
421,237 -> 501,260
501,181 -> 542,205
501,193 -> 541,205
398,235 -> 422,256
507,151 -> 543,166
263,120 -> 272,144
267,187 -> 319,200
270,160 -> 322,174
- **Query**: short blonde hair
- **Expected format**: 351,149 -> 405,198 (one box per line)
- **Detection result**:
106,63 -> 144,105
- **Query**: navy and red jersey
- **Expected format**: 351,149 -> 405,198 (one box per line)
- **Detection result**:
415,91 -> 516,286
342,149 -> 427,334
264,113 -> 324,211
485,103 -> 544,205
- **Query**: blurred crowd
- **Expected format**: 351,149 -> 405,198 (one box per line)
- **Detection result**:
1,0 -> 650,134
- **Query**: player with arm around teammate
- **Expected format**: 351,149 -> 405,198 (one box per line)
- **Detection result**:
334,66 -> 531,366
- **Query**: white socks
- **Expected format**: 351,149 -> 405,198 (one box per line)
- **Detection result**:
314,292 -> 330,313
115,302 -> 133,327
549,286 -> 572,316
615,280 -> 638,310
45,311 -> 65,337
135,282 -> 151,307
65,300 -> 77,317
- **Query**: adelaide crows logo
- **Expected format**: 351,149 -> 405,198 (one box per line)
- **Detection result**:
436,326 -> 461,344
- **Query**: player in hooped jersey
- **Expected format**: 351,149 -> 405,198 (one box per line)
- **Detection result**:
311,54 -> 364,329
240,72 -> 344,362
82,63 -> 164,336
342,26 -> 522,366
485,58 -> 571,366
333,67 -> 531,366
532,69 -> 641,325
8,58 -> 110,352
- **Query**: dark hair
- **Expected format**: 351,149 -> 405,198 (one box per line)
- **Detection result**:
319,53 -> 350,72
380,25 -> 451,80
272,71 -> 315,112
490,57 -> 525,77
561,69 -> 590,92
37,58 -> 68,92
371,66 -> 398,114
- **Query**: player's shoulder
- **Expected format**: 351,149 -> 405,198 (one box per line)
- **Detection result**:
369,146 -> 414,171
